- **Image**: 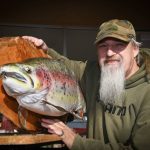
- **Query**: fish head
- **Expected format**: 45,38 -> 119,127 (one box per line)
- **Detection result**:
0,58 -> 51,97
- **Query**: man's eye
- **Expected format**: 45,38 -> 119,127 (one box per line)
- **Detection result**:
117,43 -> 124,46
115,43 -> 127,50
99,44 -> 107,48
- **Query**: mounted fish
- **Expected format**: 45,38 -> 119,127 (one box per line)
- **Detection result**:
0,36 -> 51,132
0,57 -> 86,120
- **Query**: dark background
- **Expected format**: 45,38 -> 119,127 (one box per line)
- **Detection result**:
0,0 -> 150,29
0,0 -> 150,61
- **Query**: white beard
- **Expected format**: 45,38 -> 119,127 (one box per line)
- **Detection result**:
99,63 -> 125,105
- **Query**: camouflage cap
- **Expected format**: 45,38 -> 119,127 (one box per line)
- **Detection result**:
94,19 -> 136,44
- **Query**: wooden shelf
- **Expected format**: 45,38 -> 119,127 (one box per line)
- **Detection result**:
0,133 -> 61,145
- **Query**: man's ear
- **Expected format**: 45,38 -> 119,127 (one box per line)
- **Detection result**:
133,46 -> 139,58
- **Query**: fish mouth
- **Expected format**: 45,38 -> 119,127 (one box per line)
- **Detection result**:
1,72 -> 26,82
1,72 -> 34,87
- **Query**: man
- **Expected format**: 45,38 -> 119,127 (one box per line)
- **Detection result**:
23,19 -> 150,150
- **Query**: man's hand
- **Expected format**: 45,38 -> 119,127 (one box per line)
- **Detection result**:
22,36 -> 48,52
41,118 -> 76,149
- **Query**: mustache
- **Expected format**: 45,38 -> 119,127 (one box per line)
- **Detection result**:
104,56 -> 123,64
105,59 -> 120,63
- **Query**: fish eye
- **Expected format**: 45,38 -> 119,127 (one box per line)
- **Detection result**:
24,66 -> 32,73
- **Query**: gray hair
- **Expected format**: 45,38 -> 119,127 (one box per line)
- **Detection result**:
130,38 -> 142,66
130,38 -> 142,47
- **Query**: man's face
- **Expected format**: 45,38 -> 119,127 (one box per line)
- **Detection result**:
97,37 -> 139,78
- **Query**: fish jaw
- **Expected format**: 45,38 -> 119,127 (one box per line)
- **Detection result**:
0,64 -> 42,97
17,88 -> 67,116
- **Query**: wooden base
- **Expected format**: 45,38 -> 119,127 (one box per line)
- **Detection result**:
0,133 -> 61,145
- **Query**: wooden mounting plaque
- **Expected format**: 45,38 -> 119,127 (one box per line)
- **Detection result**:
0,133 -> 61,145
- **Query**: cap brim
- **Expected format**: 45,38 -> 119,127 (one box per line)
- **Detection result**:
94,33 -> 130,44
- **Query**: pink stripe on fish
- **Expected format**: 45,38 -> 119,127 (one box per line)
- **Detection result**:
36,68 -> 52,87
51,72 -> 77,87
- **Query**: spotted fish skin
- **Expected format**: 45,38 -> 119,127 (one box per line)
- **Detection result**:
0,58 -> 86,119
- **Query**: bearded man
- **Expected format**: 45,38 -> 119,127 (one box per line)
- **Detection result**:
23,19 -> 150,150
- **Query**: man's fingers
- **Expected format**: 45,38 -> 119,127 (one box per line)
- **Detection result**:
41,121 -> 64,136
22,36 -> 37,43
22,36 -> 43,46
22,36 -> 48,51
41,118 -> 66,127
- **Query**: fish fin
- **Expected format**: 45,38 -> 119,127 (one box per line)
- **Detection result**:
43,100 -> 85,120
18,106 -> 28,130
72,109 -> 85,120
43,100 -> 68,113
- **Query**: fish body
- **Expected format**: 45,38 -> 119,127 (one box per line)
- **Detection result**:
0,58 -> 86,119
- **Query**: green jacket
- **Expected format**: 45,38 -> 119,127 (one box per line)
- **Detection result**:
47,48 -> 150,150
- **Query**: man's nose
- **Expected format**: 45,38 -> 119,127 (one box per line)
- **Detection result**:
106,48 -> 115,57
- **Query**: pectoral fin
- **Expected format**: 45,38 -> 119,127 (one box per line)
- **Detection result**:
43,100 -> 85,120
43,100 -> 68,113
